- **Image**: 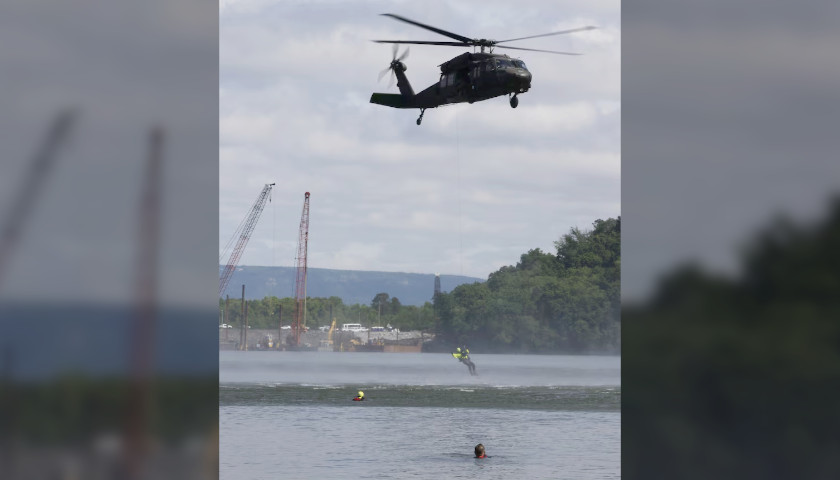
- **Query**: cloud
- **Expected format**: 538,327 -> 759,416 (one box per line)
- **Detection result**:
220,0 -> 620,280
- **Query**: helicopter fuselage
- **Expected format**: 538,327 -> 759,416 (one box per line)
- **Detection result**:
370,52 -> 532,111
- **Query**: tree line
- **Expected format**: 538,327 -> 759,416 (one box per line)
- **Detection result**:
220,217 -> 620,354
434,217 -> 620,353
219,294 -> 436,332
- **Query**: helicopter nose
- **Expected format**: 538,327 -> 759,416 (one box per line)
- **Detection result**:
504,69 -> 531,90
515,69 -> 532,89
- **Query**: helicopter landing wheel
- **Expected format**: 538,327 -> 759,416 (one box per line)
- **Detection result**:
510,94 -> 519,109
416,108 -> 426,125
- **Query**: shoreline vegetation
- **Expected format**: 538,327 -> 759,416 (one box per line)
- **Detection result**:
222,217 -> 620,355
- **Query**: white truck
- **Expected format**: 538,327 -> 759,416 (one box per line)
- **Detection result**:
341,323 -> 368,332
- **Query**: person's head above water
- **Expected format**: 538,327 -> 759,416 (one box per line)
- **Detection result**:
474,444 -> 486,458
357,391 -> 364,398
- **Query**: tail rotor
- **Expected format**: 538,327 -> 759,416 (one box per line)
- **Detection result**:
378,44 -> 409,89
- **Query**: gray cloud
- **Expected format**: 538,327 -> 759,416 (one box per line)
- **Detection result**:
220,0 -> 620,284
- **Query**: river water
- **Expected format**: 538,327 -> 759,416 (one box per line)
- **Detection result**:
220,352 -> 620,479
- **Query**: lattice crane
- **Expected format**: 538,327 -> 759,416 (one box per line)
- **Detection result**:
219,183 -> 274,296
292,192 -> 310,346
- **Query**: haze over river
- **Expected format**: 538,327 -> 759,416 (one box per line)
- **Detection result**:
220,352 -> 620,479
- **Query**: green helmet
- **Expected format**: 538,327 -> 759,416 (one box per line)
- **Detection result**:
456,347 -> 461,352
358,391 -> 364,397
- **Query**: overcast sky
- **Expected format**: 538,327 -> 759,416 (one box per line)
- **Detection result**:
220,0 -> 620,281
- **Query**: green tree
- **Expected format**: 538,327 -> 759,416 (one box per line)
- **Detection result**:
435,217 -> 620,353
371,292 -> 390,313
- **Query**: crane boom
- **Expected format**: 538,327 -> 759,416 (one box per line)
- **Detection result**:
292,192 -> 310,346
219,183 -> 274,296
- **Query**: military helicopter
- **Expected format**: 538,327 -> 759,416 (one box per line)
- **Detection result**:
370,13 -> 595,125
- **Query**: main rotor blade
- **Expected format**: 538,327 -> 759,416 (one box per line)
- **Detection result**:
496,45 -> 582,55
373,40 -> 468,47
496,26 -> 596,44
381,13 -> 473,44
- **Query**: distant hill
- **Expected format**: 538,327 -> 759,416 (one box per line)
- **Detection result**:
219,266 -> 484,306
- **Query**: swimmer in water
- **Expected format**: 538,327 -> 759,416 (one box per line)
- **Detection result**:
353,390 -> 365,401
474,443 -> 487,458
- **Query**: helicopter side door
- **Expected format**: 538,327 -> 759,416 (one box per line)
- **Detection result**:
438,72 -> 459,101
465,61 -> 490,94
471,64 -> 481,90
439,72 -> 455,89
481,60 -> 499,89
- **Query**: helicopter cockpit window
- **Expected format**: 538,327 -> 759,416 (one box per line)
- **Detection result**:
512,60 -> 527,70
495,58 -> 514,69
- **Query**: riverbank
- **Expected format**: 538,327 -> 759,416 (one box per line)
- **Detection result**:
218,328 -> 430,351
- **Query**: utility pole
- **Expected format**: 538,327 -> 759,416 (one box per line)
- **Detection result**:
239,284 -> 245,350
277,304 -> 282,351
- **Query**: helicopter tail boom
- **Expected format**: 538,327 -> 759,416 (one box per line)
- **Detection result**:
369,93 -> 414,108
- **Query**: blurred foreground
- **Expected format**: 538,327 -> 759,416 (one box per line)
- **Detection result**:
0,0 -> 218,477
1,370 -> 217,479
624,197 -> 840,478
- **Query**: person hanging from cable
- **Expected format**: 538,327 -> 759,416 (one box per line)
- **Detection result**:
462,345 -> 477,376
452,346 -> 477,376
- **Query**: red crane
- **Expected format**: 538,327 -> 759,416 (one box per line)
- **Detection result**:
292,192 -> 310,346
219,183 -> 274,296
